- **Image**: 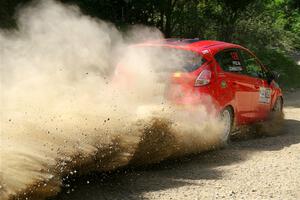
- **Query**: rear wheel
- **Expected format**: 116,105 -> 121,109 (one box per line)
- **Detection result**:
220,107 -> 233,144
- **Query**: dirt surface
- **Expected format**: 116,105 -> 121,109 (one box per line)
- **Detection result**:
53,90 -> 300,200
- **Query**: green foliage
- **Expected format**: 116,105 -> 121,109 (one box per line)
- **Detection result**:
1,0 -> 299,87
255,48 -> 300,88
0,0 -> 30,28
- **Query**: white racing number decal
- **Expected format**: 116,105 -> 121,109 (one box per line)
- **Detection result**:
229,52 -> 243,72
259,87 -> 272,104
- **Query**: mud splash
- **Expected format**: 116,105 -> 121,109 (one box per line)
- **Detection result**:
0,1 -> 225,199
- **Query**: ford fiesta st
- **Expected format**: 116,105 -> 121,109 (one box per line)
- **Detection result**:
116,39 -> 283,142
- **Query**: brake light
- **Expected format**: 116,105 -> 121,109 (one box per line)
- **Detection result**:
194,70 -> 211,87
173,72 -> 182,78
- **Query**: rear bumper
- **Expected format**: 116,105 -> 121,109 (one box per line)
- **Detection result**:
166,85 -> 220,115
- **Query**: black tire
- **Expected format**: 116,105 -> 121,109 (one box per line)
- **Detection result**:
272,97 -> 283,113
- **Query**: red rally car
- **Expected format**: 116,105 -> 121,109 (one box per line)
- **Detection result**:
117,39 -> 283,141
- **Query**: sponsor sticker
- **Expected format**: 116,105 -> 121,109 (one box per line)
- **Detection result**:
221,80 -> 227,88
231,52 -> 239,60
202,49 -> 210,54
259,87 -> 272,103
232,61 -> 241,66
229,66 -> 243,72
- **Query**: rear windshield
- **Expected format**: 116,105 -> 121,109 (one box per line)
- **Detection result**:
132,46 -> 206,72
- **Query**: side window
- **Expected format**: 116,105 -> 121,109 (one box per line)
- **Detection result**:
215,49 -> 244,73
239,49 -> 267,79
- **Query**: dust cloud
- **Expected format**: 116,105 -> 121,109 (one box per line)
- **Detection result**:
0,1 -> 224,199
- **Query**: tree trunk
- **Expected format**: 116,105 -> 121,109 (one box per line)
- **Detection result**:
164,0 -> 172,37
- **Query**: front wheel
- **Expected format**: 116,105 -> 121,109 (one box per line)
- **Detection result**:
255,97 -> 284,136
272,97 -> 283,113
220,107 -> 233,144
269,97 -> 284,134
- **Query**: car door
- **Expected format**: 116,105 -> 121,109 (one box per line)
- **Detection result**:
239,49 -> 272,120
215,48 -> 259,124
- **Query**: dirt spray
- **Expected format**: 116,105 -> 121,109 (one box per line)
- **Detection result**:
0,1 -> 225,199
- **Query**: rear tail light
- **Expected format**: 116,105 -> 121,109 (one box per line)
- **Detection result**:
194,69 -> 211,87
173,72 -> 182,78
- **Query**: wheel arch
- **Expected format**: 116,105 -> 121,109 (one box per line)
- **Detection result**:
222,104 -> 235,116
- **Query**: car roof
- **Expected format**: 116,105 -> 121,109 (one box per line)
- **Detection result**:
140,38 -> 242,54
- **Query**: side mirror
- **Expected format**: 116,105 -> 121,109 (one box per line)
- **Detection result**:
267,71 -> 280,84
272,71 -> 280,80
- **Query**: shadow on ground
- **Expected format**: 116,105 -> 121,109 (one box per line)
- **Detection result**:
50,118 -> 300,200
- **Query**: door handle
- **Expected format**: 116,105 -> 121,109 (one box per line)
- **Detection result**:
254,85 -> 260,89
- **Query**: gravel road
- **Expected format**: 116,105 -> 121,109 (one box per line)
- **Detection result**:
53,90 -> 300,200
